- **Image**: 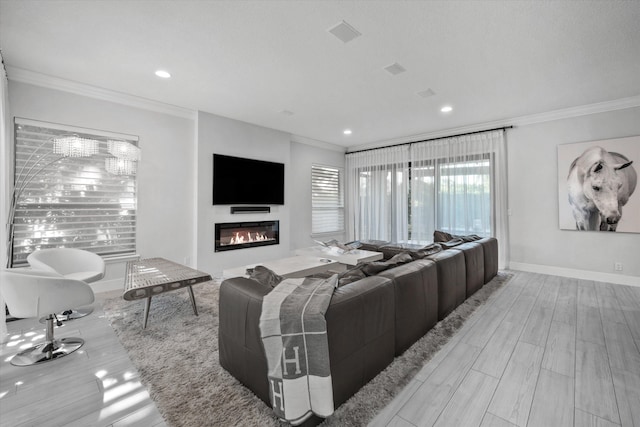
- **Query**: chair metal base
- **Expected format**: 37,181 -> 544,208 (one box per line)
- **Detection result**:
39,307 -> 93,323
12,313 -> 85,366
10,337 -> 85,366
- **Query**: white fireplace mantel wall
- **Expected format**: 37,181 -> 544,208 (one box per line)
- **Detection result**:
196,111 -> 292,274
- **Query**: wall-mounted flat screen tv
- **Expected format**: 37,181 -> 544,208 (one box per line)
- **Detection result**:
212,154 -> 285,205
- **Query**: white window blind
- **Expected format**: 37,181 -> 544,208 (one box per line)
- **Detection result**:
11,118 -> 138,266
311,164 -> 344,234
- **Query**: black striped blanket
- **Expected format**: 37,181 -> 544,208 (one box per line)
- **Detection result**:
259,274 -> 338,425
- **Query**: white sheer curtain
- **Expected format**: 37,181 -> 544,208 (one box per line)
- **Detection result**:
1,54 -> 10,341
410,130 -> 509,268
345,145 -> 410,243
345,130 -> 509,269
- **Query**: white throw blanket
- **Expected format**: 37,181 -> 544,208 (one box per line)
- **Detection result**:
259,275 -> 337,425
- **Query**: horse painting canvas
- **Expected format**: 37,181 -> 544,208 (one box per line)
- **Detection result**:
558,136 -> 640,233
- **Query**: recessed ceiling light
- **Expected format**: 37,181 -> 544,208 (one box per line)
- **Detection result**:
155,70 -> 171,79
440,105 -> 453,113
343,129 -> 352,135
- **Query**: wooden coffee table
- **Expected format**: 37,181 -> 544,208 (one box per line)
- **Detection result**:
123,257 -> 212,328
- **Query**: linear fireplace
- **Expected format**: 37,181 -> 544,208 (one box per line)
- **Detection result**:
215,220 -> 279,252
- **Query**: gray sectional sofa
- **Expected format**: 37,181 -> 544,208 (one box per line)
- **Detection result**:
218,235 -> 499,423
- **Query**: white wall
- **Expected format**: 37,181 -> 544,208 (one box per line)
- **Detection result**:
7,81 -> 196,288
508,106 -> 640,285
5,82 -> 346,284
289,141 -> 346,250
196,111 -> 292,274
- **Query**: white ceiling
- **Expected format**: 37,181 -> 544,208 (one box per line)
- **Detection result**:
1,0 -> 639,149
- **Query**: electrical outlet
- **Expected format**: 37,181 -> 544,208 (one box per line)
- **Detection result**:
614,262 -> 623,271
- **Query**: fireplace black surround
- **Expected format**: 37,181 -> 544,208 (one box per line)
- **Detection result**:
215,220 -> 279,252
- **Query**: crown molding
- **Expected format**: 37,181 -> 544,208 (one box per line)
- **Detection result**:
509,95 -> 640,126
348,95 -> 640,153
7,66 -> 639,149
291,134 -> 346,153
6,67 -> 197,120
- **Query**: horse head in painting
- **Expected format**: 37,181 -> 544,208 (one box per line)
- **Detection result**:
567,146 -> 637,231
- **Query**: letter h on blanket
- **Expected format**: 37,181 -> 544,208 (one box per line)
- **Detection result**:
283,346 -> 302,375
260,275 -> 337,425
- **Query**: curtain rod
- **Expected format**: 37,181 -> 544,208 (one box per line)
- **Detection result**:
346,125 -> 513,155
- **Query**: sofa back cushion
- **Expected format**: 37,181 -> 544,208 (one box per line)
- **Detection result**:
326,276 -> 395,405
378,259 -> 438,355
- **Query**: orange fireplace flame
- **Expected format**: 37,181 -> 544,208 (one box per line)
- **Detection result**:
229,231 -> 270,245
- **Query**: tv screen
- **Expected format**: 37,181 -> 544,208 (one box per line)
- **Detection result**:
213,154 -> 285,205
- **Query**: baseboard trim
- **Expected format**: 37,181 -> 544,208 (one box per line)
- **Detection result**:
509,262 -> 640,287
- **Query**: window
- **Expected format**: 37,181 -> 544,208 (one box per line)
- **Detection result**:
408,160 -> 436,243
345,145 -> 410,242
346,131 -> 506,251
435,155 -> 492,236
357,163 -> 408,242
409,154 -> 493,242
10,118 -> 138,266
311,164 -> 344,235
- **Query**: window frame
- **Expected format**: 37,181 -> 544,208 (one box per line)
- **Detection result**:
311,163 -> 345,236
10,118 -> 139,267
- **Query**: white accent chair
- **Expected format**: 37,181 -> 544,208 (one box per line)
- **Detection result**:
27,248 -> 106,321
0,268 -> 95,366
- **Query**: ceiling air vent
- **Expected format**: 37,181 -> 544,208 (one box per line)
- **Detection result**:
328,20 -> 362,44
417,88 -> 436,98
384,62 -> 407,76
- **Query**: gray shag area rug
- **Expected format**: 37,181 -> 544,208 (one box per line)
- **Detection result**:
100,271 -> 513,427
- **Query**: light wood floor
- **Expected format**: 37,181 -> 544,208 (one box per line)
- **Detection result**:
370,271 -> 640,427
1,271 -> 638,427
0,295 -> 166,427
